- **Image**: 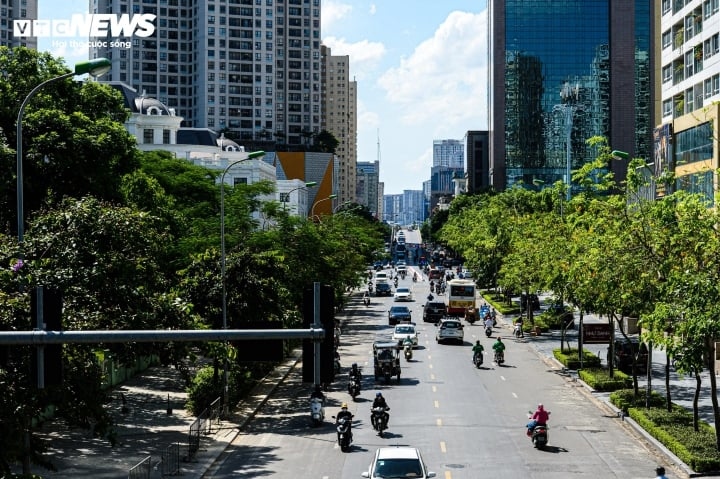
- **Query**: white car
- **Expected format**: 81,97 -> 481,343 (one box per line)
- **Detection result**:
362,446 -> 436,479
435,318 -> 464,344
392,323 -> 418,347
393,287 -> 413,302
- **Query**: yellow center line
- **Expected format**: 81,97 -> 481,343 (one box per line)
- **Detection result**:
434,400 -> 439,408
445,471 -> 452,479
440,441 -> 446,453
436,418 -> 442,427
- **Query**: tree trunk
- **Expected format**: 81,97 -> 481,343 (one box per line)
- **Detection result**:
706,337 -> 720,451
693,369 -> 700,431
665,354 -> 672,412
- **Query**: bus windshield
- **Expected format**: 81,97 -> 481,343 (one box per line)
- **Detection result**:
449,285 -> 475,297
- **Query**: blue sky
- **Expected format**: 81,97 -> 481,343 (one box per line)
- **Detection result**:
37,0 -> 489,194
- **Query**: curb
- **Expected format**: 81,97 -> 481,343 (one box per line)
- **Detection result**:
199,349 -> 302,478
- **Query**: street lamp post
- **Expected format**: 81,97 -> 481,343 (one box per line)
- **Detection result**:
553,82 -> 582,201
16,58 -> 112,249
220,150 -> 265,417
310,194 -> 337,218
282,181 -> 317,213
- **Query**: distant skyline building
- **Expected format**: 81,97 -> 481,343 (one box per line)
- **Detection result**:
382,190 -> 425,226
1,0 -> 37,49
356,160 -> 380,217
433,139 -> 465,168
489,0 -> 654,191
466,130 -> 490,193
321,45 -> 357,205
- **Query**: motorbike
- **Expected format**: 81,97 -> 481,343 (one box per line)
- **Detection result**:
334,415 -> 353,452
485,325 -> 493,338
310,397 -> 325,427
394,278 -> 398,288
363,295 -> 370,307
368,283 -> 374,294
473,351 -> 483,368
514,323 -> 524,338
527,412 -> 550,448
371,406 -> 390,437
412,273 -> 418,282
348,376 -> 361,401
494,350 -> 505,365
465,308 -> 477,325
404,343 -> 413,361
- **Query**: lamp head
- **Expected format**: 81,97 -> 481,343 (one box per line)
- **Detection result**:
305,181 -> 318,188
74,58 -> 111,78
247,150 -> 266,159
611,150 -> 630,160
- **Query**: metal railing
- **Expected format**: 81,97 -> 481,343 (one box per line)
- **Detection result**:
161,443 -> 180,476
128,455 -> 152,479
188,396 -> 222,460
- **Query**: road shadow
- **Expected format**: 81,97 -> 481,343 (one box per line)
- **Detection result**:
534,445 -> 569,454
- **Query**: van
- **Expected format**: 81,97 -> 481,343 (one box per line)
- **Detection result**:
375,272 -> 388,282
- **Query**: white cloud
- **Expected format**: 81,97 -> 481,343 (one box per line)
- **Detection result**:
377,11 -> 488,129
369,3 -> 377,15
321,0 -> 353,31
322,36 -> 386,79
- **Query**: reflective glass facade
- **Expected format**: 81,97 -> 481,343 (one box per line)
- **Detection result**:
490,0 -> 653,190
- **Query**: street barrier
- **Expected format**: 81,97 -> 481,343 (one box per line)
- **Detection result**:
127,455 -> 152,479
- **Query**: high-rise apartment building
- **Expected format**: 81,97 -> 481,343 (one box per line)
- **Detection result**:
91,0 -> 322,148
321,45 -> 357,205
489,0 -> 655,191
656,0 -> 720,203
466,130 -> 490,193
356,160 -> 379,217
433,139 -> 464,168
1,0 -> 37,49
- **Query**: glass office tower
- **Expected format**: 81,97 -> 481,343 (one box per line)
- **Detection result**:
489,0 -> 654,191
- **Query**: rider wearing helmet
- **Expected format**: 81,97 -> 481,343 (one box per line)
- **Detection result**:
336,403 -> 354,441
348,363 -> 362,393
527,403 -> 550,434
371,392 -> 390,427
472,340 -> 485,363
310,384 -> 325,405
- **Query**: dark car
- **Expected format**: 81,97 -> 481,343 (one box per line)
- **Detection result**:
388,306 -> 412,325
376,282 -> 392,297
609,337 -> 649,373
423,301 -> 447,323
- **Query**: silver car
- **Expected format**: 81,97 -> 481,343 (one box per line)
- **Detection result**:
435,318 -> 464,344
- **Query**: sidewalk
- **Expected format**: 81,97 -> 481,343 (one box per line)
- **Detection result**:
25,350 -> 301,479
493,296 -> 716,478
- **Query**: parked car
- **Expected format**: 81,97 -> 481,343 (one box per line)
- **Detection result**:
609,337 -> 649,373
361,446 -> 436,479
388,306 -> 412,325
394,287 -> 413,302
435,318 -> 464,344
422,301 -> 447,323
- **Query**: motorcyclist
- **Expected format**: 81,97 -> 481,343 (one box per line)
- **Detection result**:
492,337 -> 506,360
403,335 -> 414,349
427,293 -> 434,302
310,384 -> 326,405
413,272 -> 418,282
484,315 -> 494,331
336,403 -> 354,442
514,317 -> 524,338
472,340 -> 484,364
371,392 -> 390,428
348,363 -> 362,393
527,403 -> 550,434
363,291 -> 370,306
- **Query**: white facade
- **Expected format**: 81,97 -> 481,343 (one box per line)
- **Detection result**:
660,0 -> 720,120
277,179 -> 314,216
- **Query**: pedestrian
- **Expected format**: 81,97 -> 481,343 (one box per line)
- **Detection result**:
655,466 -> 668,479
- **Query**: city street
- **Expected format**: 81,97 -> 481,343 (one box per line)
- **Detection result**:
206,265 -> 671,478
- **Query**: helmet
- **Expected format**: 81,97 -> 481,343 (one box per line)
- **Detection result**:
341,403 -> 348,409
352,362 -> 358,369
537,403 -> 544,410
476,340 -> 480,345
655,466 -> 665,475
376,392 -> 382,397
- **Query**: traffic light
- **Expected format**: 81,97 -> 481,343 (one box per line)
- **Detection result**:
302,284 -> 335,384
30,286 -> 63,388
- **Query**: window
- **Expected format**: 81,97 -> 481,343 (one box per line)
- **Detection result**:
143,129 -> 154,144
662,65 -> 673,83
663,99 -> 673,117
662,30 -> 672,49
162,130 -> 170,144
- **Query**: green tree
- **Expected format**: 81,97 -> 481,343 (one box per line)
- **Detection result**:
0,47 -> 138,232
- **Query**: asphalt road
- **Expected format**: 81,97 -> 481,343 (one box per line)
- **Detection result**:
207,266 -> 671,478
